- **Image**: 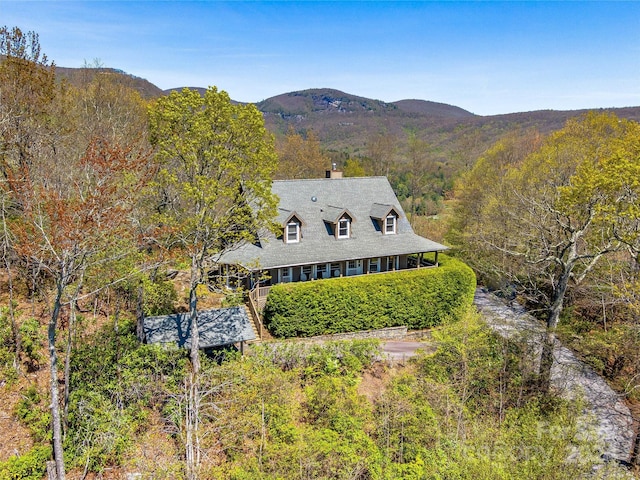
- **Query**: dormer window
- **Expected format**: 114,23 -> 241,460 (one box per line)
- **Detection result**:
338,217 -> 350,239
385,214 -> 397,234
323,207 -> 354,240
370,203 -> 400,235
286,221 -> 300,243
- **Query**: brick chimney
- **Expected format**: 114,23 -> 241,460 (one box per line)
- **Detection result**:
325,162 -> 343,179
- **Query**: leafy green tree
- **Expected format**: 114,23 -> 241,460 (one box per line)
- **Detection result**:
148,86 -> 278,479
341,158 -> 367,177
447,129 -> 543,286
450,113 -> 639,331
404,132 -> 431,223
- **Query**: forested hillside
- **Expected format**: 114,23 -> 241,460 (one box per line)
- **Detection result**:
447,113 -> 640,454
51,61 -> 640,221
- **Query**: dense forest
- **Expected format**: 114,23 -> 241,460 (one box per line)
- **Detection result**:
1,25 -> 640,479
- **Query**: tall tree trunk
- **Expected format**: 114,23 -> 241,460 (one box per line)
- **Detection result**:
186,258 -> 201,480
62,274 -> 85,431
540,264 -> 573,393
547,264 -> 573,330
49,280 -> 66,480
63,306 -> 72,431
136,281 -> 145,342
189,279 -> 200,374
63,297 -> 78,430
538,331 -> 555,394
2,202 -> 20,373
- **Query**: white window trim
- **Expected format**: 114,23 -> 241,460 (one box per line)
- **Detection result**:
346,259 -> 363,276
385,214 -> 397,234
369,257 -> 380,273
286,221 -> 300,243
280,267 -> 292,283
337,217 -> 350,239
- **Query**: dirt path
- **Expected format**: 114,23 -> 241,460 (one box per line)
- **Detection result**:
474,288 -> 635,464
381,341 -> 431,362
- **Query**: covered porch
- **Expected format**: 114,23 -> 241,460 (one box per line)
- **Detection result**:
247,250 -> 441,307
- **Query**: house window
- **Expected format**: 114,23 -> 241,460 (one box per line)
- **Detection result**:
301,265 -> 313,281
387,256 -> 397,271
346,260 -> 363,276
369,258 -> 380,273
338,217 -> 350,239
385,214 -> 397,234
316,263 -> 328,279
280,267 -> 292,283
286,221 -> 300,243
331,263 -> 341,277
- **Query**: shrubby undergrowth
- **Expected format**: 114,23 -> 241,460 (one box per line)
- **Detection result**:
7,310 -> 625,479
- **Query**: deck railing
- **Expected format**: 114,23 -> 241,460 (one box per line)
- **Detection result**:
250,285 -> 272,310
247,290 -> 264,340
247,285 -> 272,340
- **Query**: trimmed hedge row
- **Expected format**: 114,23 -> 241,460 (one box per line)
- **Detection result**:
263,255 -> 476,338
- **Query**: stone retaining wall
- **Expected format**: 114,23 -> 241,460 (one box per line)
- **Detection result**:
301,325 -> 408,342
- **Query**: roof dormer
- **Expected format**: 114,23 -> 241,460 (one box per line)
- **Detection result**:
322,206 -> 355,239
370,203 -> 401,235
279,210 -> 305,244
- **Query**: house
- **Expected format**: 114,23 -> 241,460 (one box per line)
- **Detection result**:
216,173 -> 448,307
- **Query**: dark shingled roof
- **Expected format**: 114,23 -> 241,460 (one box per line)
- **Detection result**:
219,176 -> 447,270
143,306 -> 256,349
369,203 -> 398,220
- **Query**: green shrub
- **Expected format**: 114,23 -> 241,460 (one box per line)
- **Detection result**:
66,321 -> 187,472
19,318 -> 43,369
14,385 -> 52,443
0,445 -> 51,480
221,289 -> 245,308
254,339 -> 380,377
143,275 -> 178,316
65,389 -> 138,472
263,255 -> 476,338
0,307 -> 17,384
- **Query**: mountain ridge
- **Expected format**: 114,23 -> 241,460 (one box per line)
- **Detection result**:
49,64 -> 640,173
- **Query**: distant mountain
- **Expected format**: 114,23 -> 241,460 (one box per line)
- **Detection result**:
257,88 -> 396,116
256,89 -> 475,121
255,88 -> 640,170
56,66 -> 164,99
52,65 -> 640,178
392,99 -> 475,118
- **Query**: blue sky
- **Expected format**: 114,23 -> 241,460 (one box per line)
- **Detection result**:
2,1 -> 639,115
